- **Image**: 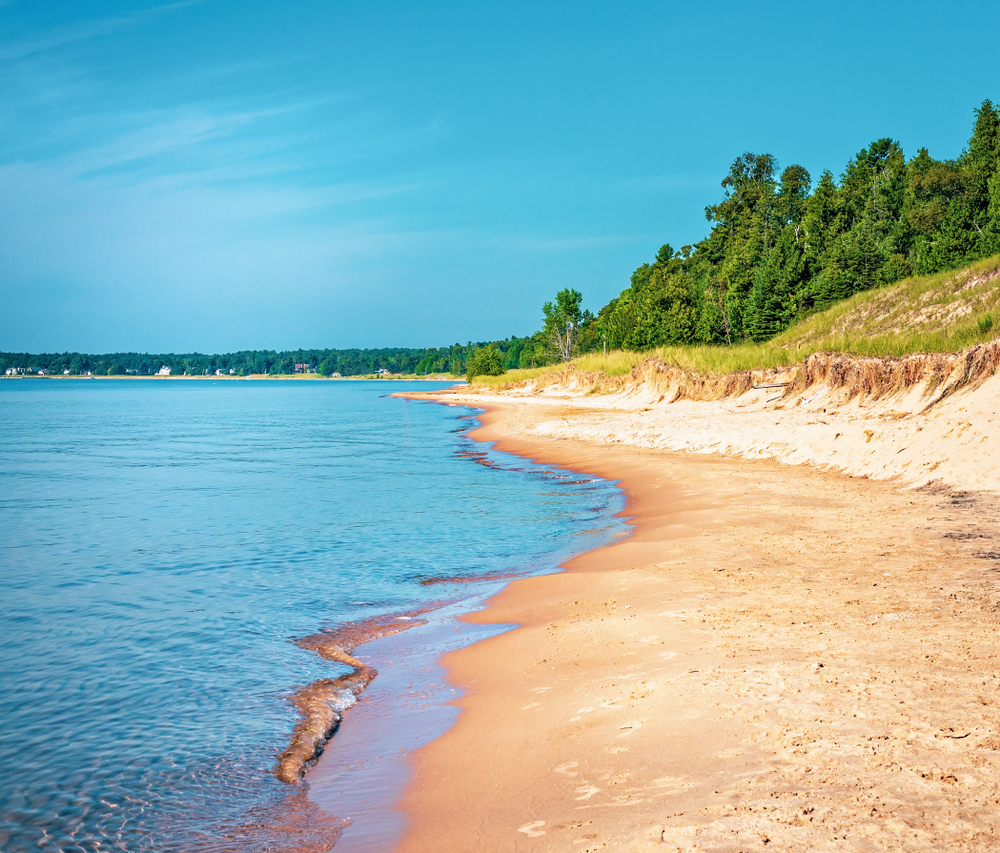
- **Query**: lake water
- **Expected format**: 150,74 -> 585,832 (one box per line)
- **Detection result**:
0,379 -> 626,852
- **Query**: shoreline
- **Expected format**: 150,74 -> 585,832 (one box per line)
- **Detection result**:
287,404 -> 627,851
0,373 -> 461,382
302,591 -> 519,852
391,392 -> 1000,851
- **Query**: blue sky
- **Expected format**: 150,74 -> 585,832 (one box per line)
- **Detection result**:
1,0 -> 998,353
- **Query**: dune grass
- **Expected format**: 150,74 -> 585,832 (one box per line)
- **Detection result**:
478,255 -> 1000,389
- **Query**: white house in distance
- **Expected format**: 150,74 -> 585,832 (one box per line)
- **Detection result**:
157,366 -> 171,376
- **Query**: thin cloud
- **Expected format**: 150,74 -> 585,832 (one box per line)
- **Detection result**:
3,67 -> 447,186
0,1 -> 208,61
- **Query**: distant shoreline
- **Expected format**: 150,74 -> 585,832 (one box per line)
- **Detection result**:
1,373 -> 460,381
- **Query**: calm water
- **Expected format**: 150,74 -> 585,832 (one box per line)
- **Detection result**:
0,379 -> 626,852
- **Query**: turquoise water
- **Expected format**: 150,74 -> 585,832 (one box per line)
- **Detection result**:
0,379 -> 626,852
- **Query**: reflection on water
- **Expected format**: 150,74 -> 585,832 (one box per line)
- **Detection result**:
0,380 -> 626,851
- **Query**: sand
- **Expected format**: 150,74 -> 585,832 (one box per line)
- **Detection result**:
390,379 -> 1000,852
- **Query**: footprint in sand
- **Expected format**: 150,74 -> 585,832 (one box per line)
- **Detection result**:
648,776 -> 696,794
617,719 -> 645,737
518,821 -> 547,837
717,749 -> 745,759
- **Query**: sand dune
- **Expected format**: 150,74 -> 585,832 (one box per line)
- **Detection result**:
455,345 -> 1000,494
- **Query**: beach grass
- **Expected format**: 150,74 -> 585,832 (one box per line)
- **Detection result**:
477,255 -> 1000,388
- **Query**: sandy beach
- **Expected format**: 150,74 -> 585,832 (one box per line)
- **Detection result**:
391,374 -> 1000,852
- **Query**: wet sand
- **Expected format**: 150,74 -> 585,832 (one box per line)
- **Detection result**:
394,400 -> 1000,852
304,596 -> 509,852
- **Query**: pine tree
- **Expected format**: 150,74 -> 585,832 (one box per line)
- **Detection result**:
988,163 -> 1000,252
801,170 -> 842,266
745,226 -> 805,341
965,100 -> 1000,216
641,268 -> 696,345
706,153 -> 779,339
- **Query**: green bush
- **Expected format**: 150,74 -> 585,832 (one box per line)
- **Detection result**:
466,345 -> 505,382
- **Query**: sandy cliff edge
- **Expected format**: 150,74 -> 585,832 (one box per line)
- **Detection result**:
421,342 -> 1000,494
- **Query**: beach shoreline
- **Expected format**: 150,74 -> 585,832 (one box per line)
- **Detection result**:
289,400 -> 627,852
0,373 -> 459,381
389,391 -> 1000,851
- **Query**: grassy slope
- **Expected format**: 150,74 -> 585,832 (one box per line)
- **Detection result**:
480,255 -> 1000,388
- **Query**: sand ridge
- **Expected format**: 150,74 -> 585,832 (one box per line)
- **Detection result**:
428,362 -> 1000,494
391,385 -> 1000,852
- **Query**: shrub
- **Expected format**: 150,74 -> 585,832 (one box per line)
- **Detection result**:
466,345 -> 505,382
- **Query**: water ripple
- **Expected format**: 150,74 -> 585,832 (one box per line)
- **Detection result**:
0,380 -> 626,851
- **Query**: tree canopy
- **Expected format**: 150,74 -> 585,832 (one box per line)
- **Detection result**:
465,345 -> 506,381
584,100 -> 1000,352
543,288 -> 587,362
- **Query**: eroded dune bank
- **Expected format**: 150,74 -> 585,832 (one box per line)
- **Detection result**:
457,338 -> 1000,494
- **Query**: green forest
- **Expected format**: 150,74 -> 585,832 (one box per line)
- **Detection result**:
586,98 -> 1000,352
0,342 -> 531,378
5,100 -> 1000,379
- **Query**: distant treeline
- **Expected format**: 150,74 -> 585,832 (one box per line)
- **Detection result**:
586,99 -> 1000,348
0,340 -> 544,377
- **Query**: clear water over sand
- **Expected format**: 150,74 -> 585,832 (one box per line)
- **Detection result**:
0,379 -> 625,852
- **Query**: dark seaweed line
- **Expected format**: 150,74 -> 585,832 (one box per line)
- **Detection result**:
275,612 -> 428,784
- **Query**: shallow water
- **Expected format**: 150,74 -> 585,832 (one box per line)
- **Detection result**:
0,379 -> 626,852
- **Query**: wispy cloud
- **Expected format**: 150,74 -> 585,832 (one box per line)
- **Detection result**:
0,1 -> 635,351
16,97 -> 445,209
0,0 -> 208,61
0,0 -> 451,217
